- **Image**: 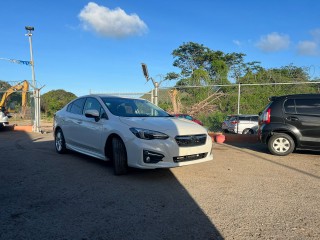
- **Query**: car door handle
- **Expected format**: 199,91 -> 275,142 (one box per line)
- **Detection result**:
286,116 -> 299,121
76,120 -> 82,124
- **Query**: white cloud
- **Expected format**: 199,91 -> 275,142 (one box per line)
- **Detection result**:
296,28 -> 320,56
78,2 -> 148,38
233,40 -> 241,46
256,32 -> 290,52
310,28 -> 320,42
297,41 -> 319,56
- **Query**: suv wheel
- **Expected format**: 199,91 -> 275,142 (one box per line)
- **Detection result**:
268,133 -> 295,156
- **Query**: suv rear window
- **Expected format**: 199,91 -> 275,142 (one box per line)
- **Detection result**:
284,99 -> 296,114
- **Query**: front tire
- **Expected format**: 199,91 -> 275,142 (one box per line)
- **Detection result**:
268,133 -> 295,156
55,129 -> 67,154
112,137 -> 128,175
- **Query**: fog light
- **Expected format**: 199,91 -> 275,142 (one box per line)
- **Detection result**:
143,150 -> 164,163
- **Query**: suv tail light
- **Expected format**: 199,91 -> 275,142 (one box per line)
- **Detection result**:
231,120 -> 238,125
261,108 -> 271,124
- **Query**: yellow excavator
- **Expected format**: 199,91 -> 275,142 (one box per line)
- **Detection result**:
0,80 -> 29,118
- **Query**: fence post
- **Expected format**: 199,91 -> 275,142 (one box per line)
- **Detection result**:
237,83 -> 241,134
151,89 -> 154,104
154,82 -> 159,106
237,83 -> 241,115
33,88 -> 41,133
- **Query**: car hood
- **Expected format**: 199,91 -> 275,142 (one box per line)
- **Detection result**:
119,117 -> 207,135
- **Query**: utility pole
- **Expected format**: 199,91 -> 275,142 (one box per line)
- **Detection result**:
25,26 -> 40,132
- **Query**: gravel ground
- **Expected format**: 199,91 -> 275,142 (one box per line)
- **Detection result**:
0,130 -> 319,240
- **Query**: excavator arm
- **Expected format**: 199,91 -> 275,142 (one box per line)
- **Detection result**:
0,80 -> 29,111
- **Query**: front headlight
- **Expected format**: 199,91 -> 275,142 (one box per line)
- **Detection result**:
130,128 -> 169,140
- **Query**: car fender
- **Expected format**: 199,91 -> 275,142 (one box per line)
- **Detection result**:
263,123 -> 302,147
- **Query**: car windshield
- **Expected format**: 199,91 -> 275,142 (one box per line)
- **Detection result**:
101,97 -> 171,117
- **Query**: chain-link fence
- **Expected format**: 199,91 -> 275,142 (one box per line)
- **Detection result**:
157,81 -> 320,132
2,79 -> 319,132
0,81 -> 34,126
94,81 -> 320,132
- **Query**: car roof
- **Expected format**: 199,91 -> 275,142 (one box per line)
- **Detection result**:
269,93 -> 320,101
80,94 -> 142,100
230,114 -> 258,117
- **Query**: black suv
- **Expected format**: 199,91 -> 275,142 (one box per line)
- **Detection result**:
258,94 -> 320,156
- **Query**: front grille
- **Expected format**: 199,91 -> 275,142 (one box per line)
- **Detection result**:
175,134 -> 207,147
173,153 -> 208,162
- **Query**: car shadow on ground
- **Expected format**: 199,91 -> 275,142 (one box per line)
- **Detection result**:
0,131 -> 223,240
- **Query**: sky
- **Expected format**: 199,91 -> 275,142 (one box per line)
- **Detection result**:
1,0 -> 320,96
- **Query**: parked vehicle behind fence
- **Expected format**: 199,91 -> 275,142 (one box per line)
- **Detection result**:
224,114 -> 259,134
0,107 -> 10,128
174,114 -> 203,126
259,94 -> 320,156
222,115 -> 234,133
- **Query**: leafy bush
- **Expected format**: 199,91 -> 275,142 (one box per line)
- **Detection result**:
41,90 -> 76,117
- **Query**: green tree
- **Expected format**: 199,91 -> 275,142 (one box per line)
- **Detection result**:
41,90 -> 76,117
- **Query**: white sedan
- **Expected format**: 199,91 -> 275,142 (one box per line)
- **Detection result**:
0,108 -> 10,128
54,95 -> 213,175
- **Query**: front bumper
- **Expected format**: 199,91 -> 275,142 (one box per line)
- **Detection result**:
125,134 -> 213,169
0,122 -> 9,127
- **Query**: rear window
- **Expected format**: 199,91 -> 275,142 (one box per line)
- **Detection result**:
229,116 -> 238,121
284,99 -> 296,114
262,102 -> 272,112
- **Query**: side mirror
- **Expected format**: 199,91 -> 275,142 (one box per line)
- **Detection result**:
85,109 -> 100,122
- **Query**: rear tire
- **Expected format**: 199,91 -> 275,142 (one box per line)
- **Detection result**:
55,129 -> 67,154
268,133 -> 295,156
112,137 -> 128,175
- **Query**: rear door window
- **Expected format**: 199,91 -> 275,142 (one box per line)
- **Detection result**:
68,98 -> 86,115
295,99 -> 320,115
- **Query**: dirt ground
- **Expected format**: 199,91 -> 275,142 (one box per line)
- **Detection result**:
0,130 -> 319,239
